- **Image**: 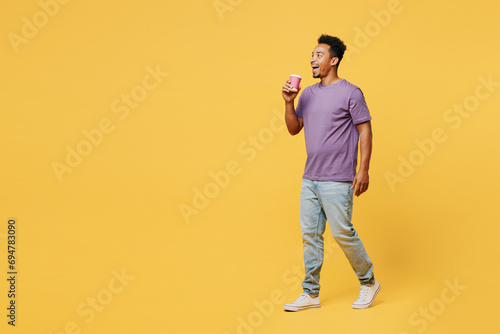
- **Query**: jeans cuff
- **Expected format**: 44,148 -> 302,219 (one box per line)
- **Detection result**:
305,291 -> 319,298
361,275 -> 375,286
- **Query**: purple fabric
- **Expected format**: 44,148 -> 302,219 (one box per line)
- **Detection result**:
295,79 -> 372,181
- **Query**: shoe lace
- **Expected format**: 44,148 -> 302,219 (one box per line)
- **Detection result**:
356,285 -> 370,301
294,293 -> 310,304
298,293 -> 308,302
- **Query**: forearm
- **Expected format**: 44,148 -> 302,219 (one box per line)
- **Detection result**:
358,127 -> 372,172
285,101 -> 301,135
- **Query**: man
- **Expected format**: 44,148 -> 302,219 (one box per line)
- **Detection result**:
281,34 -> 380,311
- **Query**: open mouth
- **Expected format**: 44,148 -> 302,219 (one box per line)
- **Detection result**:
312,64 -> 319,73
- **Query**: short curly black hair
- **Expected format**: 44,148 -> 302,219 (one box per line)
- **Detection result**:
317,34 -> 347,67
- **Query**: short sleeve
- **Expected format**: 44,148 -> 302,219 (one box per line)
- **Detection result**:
349,88 -> 372,124
295,89 -> 306,119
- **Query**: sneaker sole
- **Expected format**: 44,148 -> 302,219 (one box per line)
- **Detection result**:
352,284 -> 381,309
283,304 -> 321,312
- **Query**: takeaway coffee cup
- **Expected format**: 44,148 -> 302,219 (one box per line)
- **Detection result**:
289,74 -> 301,92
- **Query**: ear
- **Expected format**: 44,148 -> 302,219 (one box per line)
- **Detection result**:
331,57 -> 339,67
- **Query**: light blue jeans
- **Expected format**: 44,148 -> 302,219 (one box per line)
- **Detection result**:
300,178 -> 374,297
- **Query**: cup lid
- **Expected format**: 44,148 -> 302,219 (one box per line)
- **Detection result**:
290,74 -> 301,78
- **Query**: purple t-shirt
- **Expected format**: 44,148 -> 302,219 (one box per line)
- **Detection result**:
295,79 -> 372,181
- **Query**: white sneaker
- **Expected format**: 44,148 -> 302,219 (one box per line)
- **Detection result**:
283,292 -> 320,311
352,279 -> 381,309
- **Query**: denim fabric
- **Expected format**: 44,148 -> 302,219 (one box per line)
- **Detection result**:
300,178 -> 374,297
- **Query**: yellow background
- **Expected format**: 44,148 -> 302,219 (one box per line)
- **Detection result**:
1,0 -> 499,333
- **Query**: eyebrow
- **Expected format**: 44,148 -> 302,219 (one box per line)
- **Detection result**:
312,51 -> 324,54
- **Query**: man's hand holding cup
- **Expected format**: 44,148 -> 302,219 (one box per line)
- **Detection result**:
282,74 -> 301,103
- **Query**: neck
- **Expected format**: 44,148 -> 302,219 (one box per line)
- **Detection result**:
320,69 -> 340,86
